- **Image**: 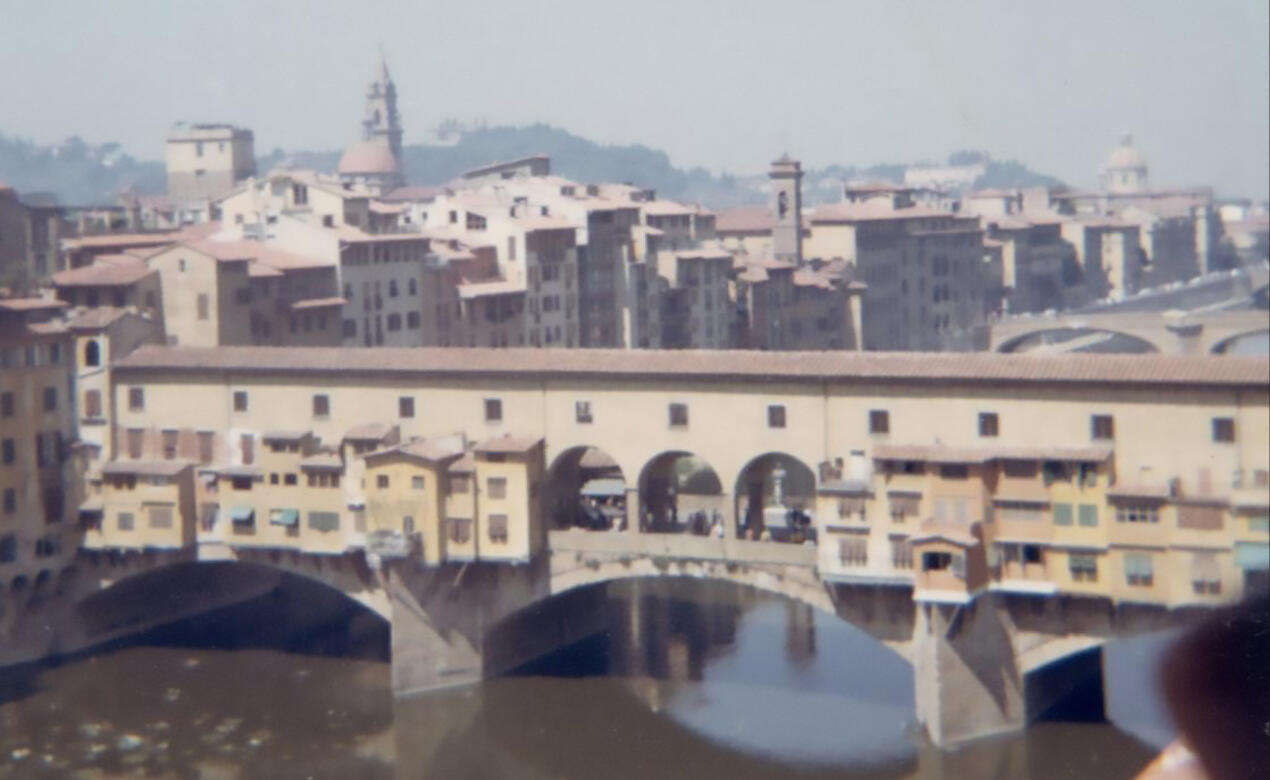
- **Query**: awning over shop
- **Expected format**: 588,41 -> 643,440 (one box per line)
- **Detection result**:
269,508 -> 300,527
230,506 -> 255,525
1235,542 -> 1269,571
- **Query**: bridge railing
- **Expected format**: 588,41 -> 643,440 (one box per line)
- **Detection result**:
547,529 -> 817,568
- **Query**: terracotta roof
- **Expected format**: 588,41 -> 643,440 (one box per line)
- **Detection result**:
114,346 -> 1270,391
52,264 -> 154,288
382,186 -> 440,203
0,297 -> 67,312
474,436 -> 542,454
67,307 -> 133,330
62,232 -> 182,250
448,452 -> 476,473
345,422 -> 397,441
299,452 -> 343,470
642,200 -> 697,217
102,459 -> 191,477
715,205 -> 774,234
810,203 -> 953,224
366,438 -> 464,463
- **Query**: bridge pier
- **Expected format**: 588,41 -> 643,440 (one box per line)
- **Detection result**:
913,595 -> 1026,746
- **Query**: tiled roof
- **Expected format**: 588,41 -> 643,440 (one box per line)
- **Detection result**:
299,452 -> 343,470
715,205 -> 774,234
810,203 -> 953,224
114,345 -> 1270,391
345,422 -> 397,441
474,435 -> 542,454
0,297 -> 67,311
67,307 -> 133,330
102,459 -> 191,477
52,264 -> 154,288
367,438 -> 464,463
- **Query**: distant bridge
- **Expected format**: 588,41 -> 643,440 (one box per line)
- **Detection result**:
992,308 -> 1268,355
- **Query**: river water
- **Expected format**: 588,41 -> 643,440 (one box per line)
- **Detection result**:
0,577 -> 1175,779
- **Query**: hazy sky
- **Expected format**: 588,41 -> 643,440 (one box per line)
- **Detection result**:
2,0 -> 1267,197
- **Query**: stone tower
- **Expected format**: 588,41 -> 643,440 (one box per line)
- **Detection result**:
770,155 -> 803,264
362,53 -> 403,164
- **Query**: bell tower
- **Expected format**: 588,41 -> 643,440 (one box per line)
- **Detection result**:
362,53 -> 403,163
770,155 -> 803,264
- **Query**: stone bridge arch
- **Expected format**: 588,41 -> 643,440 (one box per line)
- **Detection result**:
1211,327 -> 1270,355
996,326 -> 1161,354
732,451 -> 818,540
545,445 -> 629,530
636,450 -> 726,533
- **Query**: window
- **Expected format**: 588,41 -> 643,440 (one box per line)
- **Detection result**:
1091,414 -> 1114,440
197,293 -> 210,321
767,405 -> 786,429
39,386 -> 56,413
284,473 -> 297,486
233,391 -> 248,412
376,474 -> 389,489
1191,552 -> 1221,594
978,412 -> 998,437
0,534 -> 15,562
449,474 -> 471,494
412,475 -> 425,491
921,551 -> 953,572
575,401 -> 593,424
312,394 -> 330,418
84,340 -> 101,367
1053,503 -> 1073,526
890,538 -> 913,569
198,431 -> 214,464
399,396 -> 415,419
1069,553 -> 1098,582
149,506 -> 173,529
1077,504 -> 1098,527
240,433 -> 255,465
488,514 -> 509,543
162,430 -> 178,460
869,410 -> 889,435
1022,544 -> 1043,564
1212,417 -> 1235,443
84,389 -> 102,419
448,517 -> 472,543
1125,553 -> 1154,587
838,535 -> 868,566
1177,504 -> 1223,531
126,429 -> 143,459
939,464 -> 969,480
1042,461 -> 1070,484
487,477 -> 507,499
669,403 -> 689,428
118,512 -> 135,531
0,391 -> 12,418
128,387 -> 145,411
2,488 -> 14,514
1115,502 -> 1159,524
407,311 -> 421,329
484,398 -> 502,423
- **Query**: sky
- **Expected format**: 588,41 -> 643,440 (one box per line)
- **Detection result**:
2,0 -> 1267,198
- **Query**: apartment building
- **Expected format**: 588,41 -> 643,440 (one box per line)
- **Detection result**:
165,123 -> 256,205
0,184 -> 67,289
0,298 -> 79,593
94,346 -> 1268,608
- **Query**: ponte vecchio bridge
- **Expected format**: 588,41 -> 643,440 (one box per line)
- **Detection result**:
4,345 -> 1267,747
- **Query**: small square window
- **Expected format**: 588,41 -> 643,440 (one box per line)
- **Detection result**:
312,394 -> 330,418
233,391 -> 248,412
487,477 -> 507,499
485,398 -> 502,423
1091,414 -> 1114,440
399,396 -> 415,419
1212,417 -> 1235,443
978,412 -> 999,438
284,473 -> 297,486
128,387 -> 145,412
575,400 -> 593,424
767,405 -> 786,429
412,475 -> 425,490
376,474 -> 389,489
869,410 -> 889,435
669,403 -> 689,428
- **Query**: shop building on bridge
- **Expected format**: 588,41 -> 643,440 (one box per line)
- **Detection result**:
74,345 -> 1270,609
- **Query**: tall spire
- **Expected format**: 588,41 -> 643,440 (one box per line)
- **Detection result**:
361,51 -> 403,165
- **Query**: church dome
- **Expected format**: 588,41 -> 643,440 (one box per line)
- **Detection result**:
1106,134 -> 1146,171
338,141 -> 399,175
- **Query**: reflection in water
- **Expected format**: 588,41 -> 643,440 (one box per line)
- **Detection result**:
0,577 -> 1170,779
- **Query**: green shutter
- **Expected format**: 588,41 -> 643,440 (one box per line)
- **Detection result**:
1053,503 -> 1073,526
1078,504 -> 1098,527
